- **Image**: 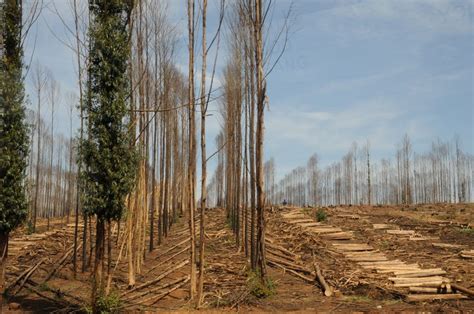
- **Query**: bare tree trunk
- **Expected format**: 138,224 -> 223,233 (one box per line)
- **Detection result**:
197,0 -> 208,306
187,0 -> 197,299
254,0 -> 267,281
0,233 -> 9,309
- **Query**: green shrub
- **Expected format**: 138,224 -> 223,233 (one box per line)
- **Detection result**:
247,270 -> 275,298
316,208 -> 327,222
85,292 -> 121,314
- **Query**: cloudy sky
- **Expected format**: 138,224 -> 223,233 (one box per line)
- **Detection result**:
24,0 -> 473,180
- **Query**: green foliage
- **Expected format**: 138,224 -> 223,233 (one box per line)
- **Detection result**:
0,0 -> 29,234
97,293 -> 121,313
247,270 -> 275,298
84,293 -> 121,314
81,0 -> 137,221
459,227 -> 474,235
316,208 -> 327,222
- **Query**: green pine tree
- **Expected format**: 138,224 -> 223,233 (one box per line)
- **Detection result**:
0,0 -> 29,298
81,0 -> 136,310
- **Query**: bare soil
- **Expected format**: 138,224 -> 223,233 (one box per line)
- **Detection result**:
2,203 -> 473,312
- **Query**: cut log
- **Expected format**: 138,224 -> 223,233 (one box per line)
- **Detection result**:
146,245 -> 190,274
308,227 -> 343,234
451,283 -> 474,298
321,232 -> 353,240
389,276 -> 448,283
373,224 -> 397,230
299,222 -> 324,228
432,243 -> 465,249
268,260 -> 314,283
409,287 -> 452,294
394,280 -> 444,288
408,236 -> 439,241
358,260 -> 406,266
348,255 -> 388,262
336,214 -> 360,219
312,253 -> 333,297
154,238 -> 190,260
333,244 -> 374,251
266,242 -> 299,258
393,269 -> 446,277
342,251 -> 381,256
460,250 -> 474,259
266,256 -> 312,275
123,276 -> 189,302
406,294 -> 467,302
286,219 -> 314,224
386,230 -> 415,235
376,267 -> 423,273
120,260 -> 189,296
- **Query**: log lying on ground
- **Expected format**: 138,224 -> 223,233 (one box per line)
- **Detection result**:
43,242 -> 83,284
147,245 -> 190,274
393,269 -> 446,278
451,283 -> 474,298
266,255 -> 312,275
348,255 -> 388,262
266,242 -> 299,259
386,230 -> 415,235
121,260 -> 189,296
460,250 -> 474,259
309,227 -> 343,234
321,232 -> 353,240
373,224 -> 397,230
393,277 -> 449,288
312,262 -> 333,296
408,236 -> 439,241
358,260 -> 407,266
148,276 -> 190,305
333,243 -> 374,252
432,243 -> 465,249
409,286 -> 452,294
406,294 -> 467,302
6,258 -> 47,295
343,251 -> 381,257
154,238 -> 189,260
389,276 -> 448,283
268,260 -> 314,283
267,248 -> 296,262
123,276 -> 189,302
287,219 -> 315,224
376,267 -> 423,273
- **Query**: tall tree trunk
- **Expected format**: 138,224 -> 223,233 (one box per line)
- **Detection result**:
254,0 -> 267,281
197,0 -> 208,306
187,0 -> 197,299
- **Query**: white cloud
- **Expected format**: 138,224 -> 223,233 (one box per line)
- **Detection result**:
311,0 -> 473,39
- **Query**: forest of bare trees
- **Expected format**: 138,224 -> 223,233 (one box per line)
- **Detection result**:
268,135 -> 473,207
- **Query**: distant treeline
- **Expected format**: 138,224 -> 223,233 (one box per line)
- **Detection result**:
269,135 -> 473,206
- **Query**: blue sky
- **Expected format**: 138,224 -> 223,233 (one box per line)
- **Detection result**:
24,0 -> 473,180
